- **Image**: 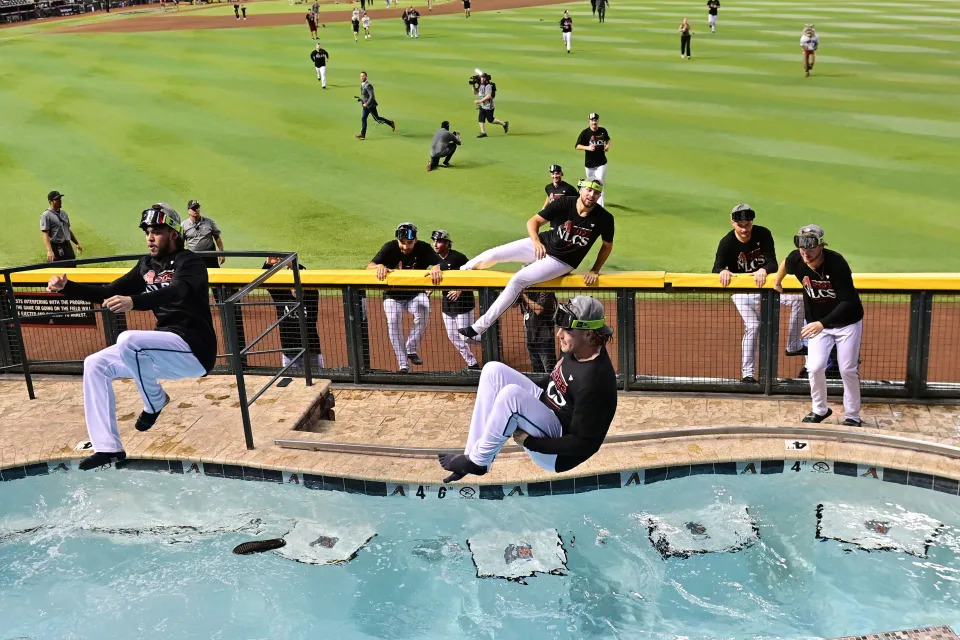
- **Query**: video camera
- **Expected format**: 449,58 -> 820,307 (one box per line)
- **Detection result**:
467,68 -> 487,94
354,95 -> 363,103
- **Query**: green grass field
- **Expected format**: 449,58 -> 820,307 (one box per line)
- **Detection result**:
1,0 -> 959,272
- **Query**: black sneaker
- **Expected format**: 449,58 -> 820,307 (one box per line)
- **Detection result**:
841,418 -> 862,427
398,367 -> 410,374
136,392 -> 170,432
503,121 -> 509,133
78,450 -> 127,471
463,364 -> 481,374
741,375 -> 758,384
476,133 -> 487,138
785,346 -> 808,357
796,367 -> 808,378
407,353 -> 423,366
801,408 -> 833,423
458,326 -> 479,340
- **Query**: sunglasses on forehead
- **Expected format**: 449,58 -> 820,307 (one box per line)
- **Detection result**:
731,209 -> 755,222
554,304 -> 605,331
794,234 -> 824,249
141,207 -> 171,228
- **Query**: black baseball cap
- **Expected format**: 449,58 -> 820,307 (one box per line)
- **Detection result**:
589,112 -> 600,120
47,190 -> 64,201
549,164 -> 563,173
396,222 -> 418,240
187,199 -> 201,210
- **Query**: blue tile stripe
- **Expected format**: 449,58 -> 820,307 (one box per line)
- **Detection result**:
2,459 -> 958,501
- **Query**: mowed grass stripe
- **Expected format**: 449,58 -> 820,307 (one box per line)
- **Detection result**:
0,0 -> 958,271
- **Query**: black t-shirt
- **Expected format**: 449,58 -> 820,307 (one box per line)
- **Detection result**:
371,239 -> 440,301
576,126 -> 610,168
711,225 -> 777,274
784,248 -> 864,328
306,13 -> 315,24
310,48 -> 329,67
436,249 -> 476,316
62,250 -> 217,373
707,0 -> 720,15
538,197 -> 615,268
408,9 -> 419,23
544,180 -> 578,204
525,347 -> 618,472
560,16 -> 572,32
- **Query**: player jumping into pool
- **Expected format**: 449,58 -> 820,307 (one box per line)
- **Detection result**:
439,295 -> 618,483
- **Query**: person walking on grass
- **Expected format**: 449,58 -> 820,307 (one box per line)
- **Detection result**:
310,42 -> 330,88
305,10 -> 318,39
679,17 -> 693,58
560,10 -> 573,53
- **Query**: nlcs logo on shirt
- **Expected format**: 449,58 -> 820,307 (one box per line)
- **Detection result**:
143,269 -> 175,292
801,276 -> 836,300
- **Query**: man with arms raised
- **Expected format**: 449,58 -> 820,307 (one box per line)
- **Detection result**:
46,204 -> 217,470
440,296 -> 617,482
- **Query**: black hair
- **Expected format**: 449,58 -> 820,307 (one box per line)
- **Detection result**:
441,121 -> 450,130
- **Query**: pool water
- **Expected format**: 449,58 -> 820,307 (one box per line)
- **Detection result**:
1,469 -> 958,640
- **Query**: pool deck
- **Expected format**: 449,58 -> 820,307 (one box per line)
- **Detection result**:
1,374 -> 958,485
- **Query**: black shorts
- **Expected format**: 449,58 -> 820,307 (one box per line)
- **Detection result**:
478,108 -> 494,123
352,20 -> 359,32
463,0 -> 470,7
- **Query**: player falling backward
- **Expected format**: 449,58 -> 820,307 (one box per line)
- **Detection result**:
46,204 -> 217,471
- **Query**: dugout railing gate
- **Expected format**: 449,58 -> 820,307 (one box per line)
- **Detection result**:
2,262 -> 959,406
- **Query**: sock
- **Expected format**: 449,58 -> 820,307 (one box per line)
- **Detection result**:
79,450 -> 127,471
136,392 -> 170,432
439,454 -> 487,483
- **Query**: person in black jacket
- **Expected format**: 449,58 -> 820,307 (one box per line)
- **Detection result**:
773,224 -> 864,426
309,43 -> 329,88
517,290 -> 558,374
262,257 -> 325,371
45,204 -> 217,470
432,230 -> 479,371
712,203 -> 804,383
439,296 -> 617,483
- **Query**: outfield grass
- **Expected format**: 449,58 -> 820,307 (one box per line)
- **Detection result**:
1,0 -> 959,272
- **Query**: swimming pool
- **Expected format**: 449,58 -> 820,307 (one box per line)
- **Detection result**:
1,465 -> 958,640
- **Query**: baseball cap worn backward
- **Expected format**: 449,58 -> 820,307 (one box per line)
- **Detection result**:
731,203 -> 754,216
566,295 -> 614,336
140,203 -> 183,236
47,190 -> 64,201
798,224 -> 825,239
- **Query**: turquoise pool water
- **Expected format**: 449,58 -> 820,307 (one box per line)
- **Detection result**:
1,468 -> 958,640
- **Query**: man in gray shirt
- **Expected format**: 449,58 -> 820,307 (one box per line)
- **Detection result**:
40,190 -> 82,262
426,121 -> 461,171
356,71 -> 396,140
182,199 -> 225,269
473,73 -> 508,138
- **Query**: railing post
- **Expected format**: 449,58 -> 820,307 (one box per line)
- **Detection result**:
342,286 -> 364,384
291,256 -> 313,387
761,289 -> 780,396
224,299 -> 255,450
617,288 -> 636,391
479,287 -> 501,364
3,273 -> 34,399
905,291 -> 932,399
0,288 -> 14,370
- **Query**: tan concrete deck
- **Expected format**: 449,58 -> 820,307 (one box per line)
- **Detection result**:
1,374 -> 959,485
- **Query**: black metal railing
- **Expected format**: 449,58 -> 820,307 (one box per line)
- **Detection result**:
0,252 -> 315,450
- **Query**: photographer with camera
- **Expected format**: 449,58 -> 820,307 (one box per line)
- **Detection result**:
471,72 -> 509,139
427,121 -> 462,172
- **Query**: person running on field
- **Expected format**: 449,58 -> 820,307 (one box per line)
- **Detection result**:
356,71 -> 396,139
560,10 -> 573,53
310,43 -> 330,88
800,24 -> 819,77
679,17 -> 693,58
458,178 -> 614,340
305,11 -> 317,39
707,0 -> 719,32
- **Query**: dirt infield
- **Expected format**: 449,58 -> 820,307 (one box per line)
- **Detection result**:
55,0 -> 564,34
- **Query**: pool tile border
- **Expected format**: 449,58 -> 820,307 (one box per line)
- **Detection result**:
2,457 -> 959,501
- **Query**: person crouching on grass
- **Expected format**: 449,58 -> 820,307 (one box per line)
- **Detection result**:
439,296 -> 617,483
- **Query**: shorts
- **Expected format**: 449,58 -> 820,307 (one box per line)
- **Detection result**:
802,48 -> 815,53
352,20 -> 360,31
463,0 -> 470,7
478,108 -> 494,123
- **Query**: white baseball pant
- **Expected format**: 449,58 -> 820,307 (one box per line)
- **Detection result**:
316,65 -> 326,87
461,237 -> 572,333
585,163 -> 607,206
384,293 -> 430,369
465,361 -> 562,470
442,310 -> 478,366
731,293 -> 805,378
563,31 -> 571,51
83,330 -> 206,453
708,13 -> 716,30
807,319 -> 862,421
410,23 -> 418,37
